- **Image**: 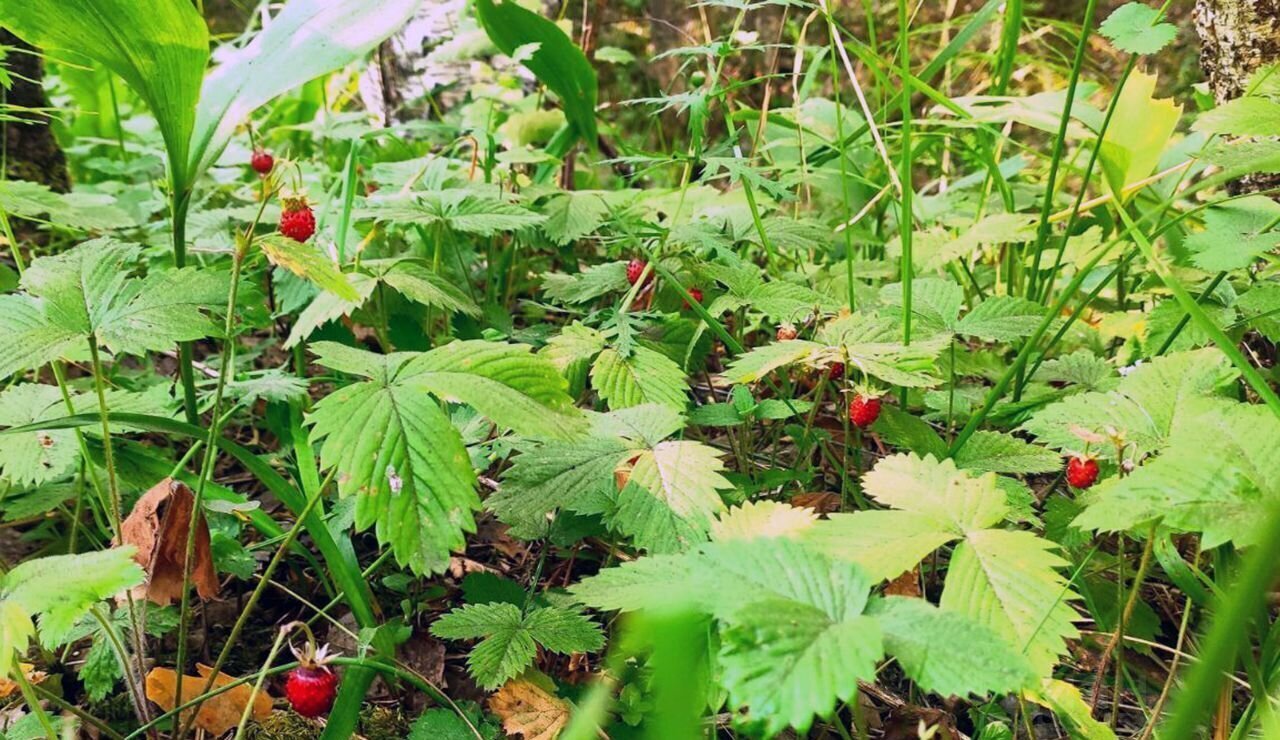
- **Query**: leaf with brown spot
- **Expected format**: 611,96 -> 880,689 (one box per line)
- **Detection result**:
488,676 -> 570,740
119,478 -> 219,605
144,664 -> 272,735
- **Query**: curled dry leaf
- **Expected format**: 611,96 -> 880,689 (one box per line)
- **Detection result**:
488,677 -> 570,740
145,664 -> 272,735
119,478 -> 219,606
0,663 -> 46,699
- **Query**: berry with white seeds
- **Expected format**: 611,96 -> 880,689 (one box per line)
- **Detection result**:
626,258 -> 648,286
279,196 -> 316,243
1066,456 -> 1100,489
849,394 -> 881,429
285,643 -> 339,718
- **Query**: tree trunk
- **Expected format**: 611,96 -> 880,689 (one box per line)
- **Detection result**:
1194,0 -> 1280,193
1,30 -> 69,192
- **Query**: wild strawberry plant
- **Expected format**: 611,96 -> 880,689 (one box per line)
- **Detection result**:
0,0 -> 1276,738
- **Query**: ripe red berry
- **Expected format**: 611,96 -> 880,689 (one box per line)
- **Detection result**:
849,394 -> 881,429
280,197 -> 316,242
683,287 -> 703,309
827,362 -> 845,379
626,259 -> 648,286
250,148 -> 274,176
776,324 -> 798,341
1066,456 -> 1100,489
284,664 -> 337,718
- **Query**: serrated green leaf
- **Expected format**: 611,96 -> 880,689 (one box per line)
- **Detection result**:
308,345 -> 479,576
0,384 -> 78,486
871,597 -> 1037,697
1185,196 -> 1280,272
486,436 -> 632,537
591,346 -> 688,410
374,259 -> 482,317
1192,96 -> 1280,138
4,547 -> 144,648
953,431 -> 1062,475
361,190 -> 544,235
542,191 -> 610,244
403,340 -> 586,441
955,296 -> 1046,342
1099,3 -> 1177,55
614,440 -> 731,552
431,602 -> 602,689
1022,349 -> 1238,458
940,529 -> 1080,675
542,262 -> 629,304
260,234 -> 359,301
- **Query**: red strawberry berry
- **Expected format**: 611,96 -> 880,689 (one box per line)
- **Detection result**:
776,324 -> 798,341
280,196 -> 316,242
827,362 -> 845,379
250,148 -> 274,176
626,259 -> 649,286
683,287 -> 703,309
849,394 -> 881,429
285,664 -> 337,718
1066,456 -> 1100,489
284,641 -> 339,718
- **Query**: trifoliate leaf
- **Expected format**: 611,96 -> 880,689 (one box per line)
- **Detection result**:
542,261 -> 629,304
431,602 -> 603,689
954,296 -> 1046,342
709,501 -> 817,542
3,548 -> 144,647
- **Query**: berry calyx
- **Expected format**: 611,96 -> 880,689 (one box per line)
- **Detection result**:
250,148 -> 274,176
776,323 -> 798,341
626,259 -> 648,286
280,196 -> 316,243
1066,456 -> 1100,489
849,394 -> 881,429
285,643 -> 338,718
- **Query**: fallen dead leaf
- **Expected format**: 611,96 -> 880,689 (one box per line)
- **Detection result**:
0,663 -> 46,699
119,478 -> 219,606
488,676 -> 570,740
883,568 -> 922,598
145,664 -> 272,735
790,492 -> 841,515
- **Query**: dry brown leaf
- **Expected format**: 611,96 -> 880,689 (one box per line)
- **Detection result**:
119,478 -> 219,605
883,568 -> 922,598
0,663 -> 46,699
145,664 -> 272,735
790,492 -> 841,515
488,677 -> 570,740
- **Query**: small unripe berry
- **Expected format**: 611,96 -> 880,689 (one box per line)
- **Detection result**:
1066,456 -> 1100,489
776,324 -> 798,341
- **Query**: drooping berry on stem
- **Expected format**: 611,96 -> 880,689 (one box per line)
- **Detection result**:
280,196 -> 316,243
1066,456 -> 1100,489
250,148 -> 274,176
776,323 -> 798,341
849,394 -> 881,429
284,642 -> 338,718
